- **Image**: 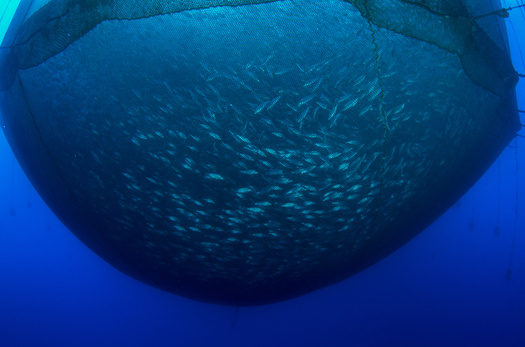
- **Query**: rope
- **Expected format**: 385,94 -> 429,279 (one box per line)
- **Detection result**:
506,137 -> 520,280
473,3 -> 525,19
367,20 -> 388,198
496,158 -> 501,236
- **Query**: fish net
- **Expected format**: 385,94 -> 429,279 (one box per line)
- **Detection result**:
1,0 -> 518,94
0,0 -> 520,305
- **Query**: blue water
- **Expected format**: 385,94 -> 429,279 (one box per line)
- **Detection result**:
1,1 -> 525,346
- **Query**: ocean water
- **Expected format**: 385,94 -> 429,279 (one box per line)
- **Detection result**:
1,1 -> 525,346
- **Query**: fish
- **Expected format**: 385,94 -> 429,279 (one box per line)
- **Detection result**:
328,104 -> 338,120
298,106 -> 311,123
298,94 -> 315,108
266,95 -> 281,110
254,100 -> 268,114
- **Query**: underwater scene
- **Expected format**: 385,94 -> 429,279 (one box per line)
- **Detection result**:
1,0 -> 525,346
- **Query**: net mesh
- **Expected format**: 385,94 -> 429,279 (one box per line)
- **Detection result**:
0,0 -> 520,305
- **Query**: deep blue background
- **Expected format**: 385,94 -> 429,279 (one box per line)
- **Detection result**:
1,1 -> 525,346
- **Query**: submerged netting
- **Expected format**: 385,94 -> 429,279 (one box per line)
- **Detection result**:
0,0 -> 520,305
1,0 -> 518,94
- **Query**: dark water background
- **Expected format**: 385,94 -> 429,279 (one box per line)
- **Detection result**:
1,1 -> 525,346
